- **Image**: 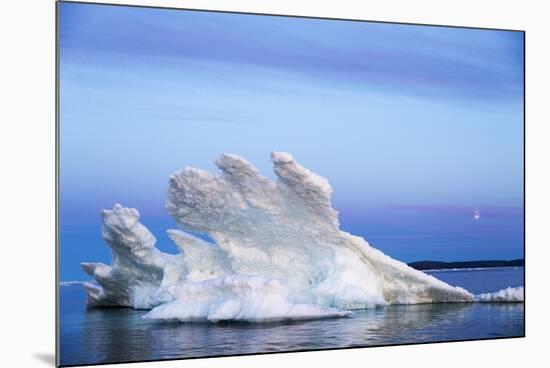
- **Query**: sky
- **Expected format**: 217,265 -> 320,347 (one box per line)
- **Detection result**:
59,2 -> 524,281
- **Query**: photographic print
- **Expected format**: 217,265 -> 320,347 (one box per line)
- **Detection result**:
57,1 -> 525,366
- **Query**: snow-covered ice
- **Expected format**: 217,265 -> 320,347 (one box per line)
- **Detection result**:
81,152 -> 522,322
474,286 -> 524,302
143,275 -> 351,322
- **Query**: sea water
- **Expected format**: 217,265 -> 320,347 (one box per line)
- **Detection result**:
59,267 -> 524,366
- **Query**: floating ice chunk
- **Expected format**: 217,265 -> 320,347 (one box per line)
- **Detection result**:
474,286 -> 524,302
83,152 -> 493,323
59,281 -> 86,286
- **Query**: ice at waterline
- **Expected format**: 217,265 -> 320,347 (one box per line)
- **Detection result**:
81,152 -> 524,322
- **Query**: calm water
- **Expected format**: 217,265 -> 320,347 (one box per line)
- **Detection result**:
59,267 -> 524,366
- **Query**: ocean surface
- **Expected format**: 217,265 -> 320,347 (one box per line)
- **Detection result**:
59,267 -> 524,366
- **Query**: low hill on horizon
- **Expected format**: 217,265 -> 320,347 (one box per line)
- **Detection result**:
408,259 -> 524,271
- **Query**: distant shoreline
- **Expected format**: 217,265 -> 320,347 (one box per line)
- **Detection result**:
408,259 -> 524,271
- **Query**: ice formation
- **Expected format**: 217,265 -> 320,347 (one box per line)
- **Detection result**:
474,286 -> 524,302
82,152 -> 522,322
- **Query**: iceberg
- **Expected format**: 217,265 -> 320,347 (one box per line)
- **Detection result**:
474,286 -> 524,302
82,152 -> 521,322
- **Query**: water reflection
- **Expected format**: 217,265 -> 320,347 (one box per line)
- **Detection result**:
72,302 -> 522,365
61,268 -> 525,366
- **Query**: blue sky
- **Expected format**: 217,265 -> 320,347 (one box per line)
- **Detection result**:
59,2 -> 524,281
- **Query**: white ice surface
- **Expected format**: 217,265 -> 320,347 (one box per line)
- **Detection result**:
144,275 -> 351,322
474,286 -> 524,302
81,152 -> 525,323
